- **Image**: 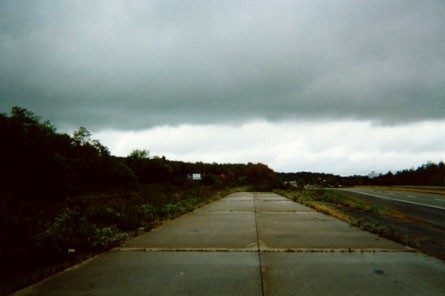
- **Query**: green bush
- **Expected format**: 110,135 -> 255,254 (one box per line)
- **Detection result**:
35,207 -> 91,253
89,225 -> 128,250
36,208 -> 128,252
139,204 -> 156,228
161,203 -> 182,217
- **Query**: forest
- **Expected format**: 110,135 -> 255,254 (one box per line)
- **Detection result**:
365,162 -> 445,186
1,107 -> 443,293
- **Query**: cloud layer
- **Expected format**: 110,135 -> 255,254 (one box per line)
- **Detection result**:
1,0 -> 444,130
1,1 -> 443,175
96,120 -> 445,175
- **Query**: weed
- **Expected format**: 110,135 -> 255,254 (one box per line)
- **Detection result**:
309,203 -> 352,223
353,218 -> 394,237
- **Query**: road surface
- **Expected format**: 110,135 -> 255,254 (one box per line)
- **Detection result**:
17,192 -> 445,295
338,187 -> 445,209
337,187 -> 445,228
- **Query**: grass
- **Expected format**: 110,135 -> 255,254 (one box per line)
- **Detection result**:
308,203 -> 353,223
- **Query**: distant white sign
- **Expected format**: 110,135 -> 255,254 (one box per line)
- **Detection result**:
192,173 -> 202,180
187,173 -> 202,180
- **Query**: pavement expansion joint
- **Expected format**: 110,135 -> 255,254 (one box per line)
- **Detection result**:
112,247 -> 417,254
258,247 -> 417,253
256,210 -> 314,213
112,247 -> 260,252
204,210 -> 254,213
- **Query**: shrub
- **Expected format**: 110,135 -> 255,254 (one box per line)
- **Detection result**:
35,208 -> 91,253
139,204 -> 156,228
89,225 -> 128,250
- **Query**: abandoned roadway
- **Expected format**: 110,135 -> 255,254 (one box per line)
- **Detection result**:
17,192 -> 445,295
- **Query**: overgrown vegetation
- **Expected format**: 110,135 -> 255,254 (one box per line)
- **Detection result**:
0,107 -> 277,291
26,184 -> 239,264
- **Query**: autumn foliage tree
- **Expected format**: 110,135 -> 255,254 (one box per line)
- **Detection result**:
245,162 -> 277,190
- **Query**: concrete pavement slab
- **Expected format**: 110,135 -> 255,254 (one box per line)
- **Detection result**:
252,192 -> 316,212
224,192 -> 255,201
17,251 -> 262,296
256,211 -> 406,250
198,199 -> 255,212
124,211 -> 257,250
194,192 -> 255,212
255,199 -> 314,212
254,192 -> 288,201
260,252 -> 445,296
123,193 -> 258,250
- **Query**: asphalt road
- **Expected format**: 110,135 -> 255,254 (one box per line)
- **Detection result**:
338,187 -> 445,209
337,188 -> 445,228
17,192 -> 445,295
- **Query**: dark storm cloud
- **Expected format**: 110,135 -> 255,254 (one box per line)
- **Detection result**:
1,0 -> 444,130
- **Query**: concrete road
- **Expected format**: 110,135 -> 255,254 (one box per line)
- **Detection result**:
338,187 -> 445,228
17,192 -> 445,295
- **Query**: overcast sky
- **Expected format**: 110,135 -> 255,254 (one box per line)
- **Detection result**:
1,0 -> 444,175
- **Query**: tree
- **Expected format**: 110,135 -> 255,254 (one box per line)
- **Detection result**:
246,163 -> 277,189
129,149 -> 150,159
127,149 -> 150,183
72,127 -> 92,146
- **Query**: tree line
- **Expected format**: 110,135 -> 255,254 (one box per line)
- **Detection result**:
366,161 -> 445,186
0,107 -> 277,202
279,161 -> 445,188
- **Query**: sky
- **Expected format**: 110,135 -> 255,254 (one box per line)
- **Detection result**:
1,0 -> 444,175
